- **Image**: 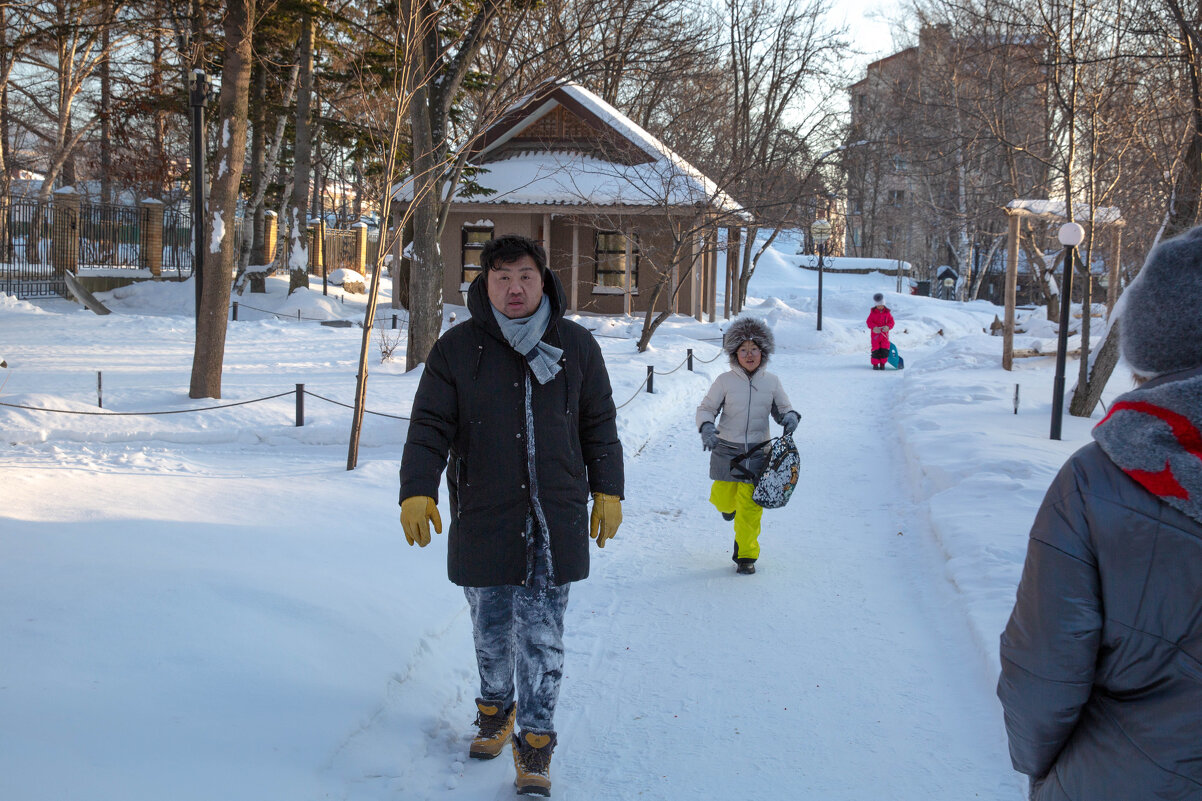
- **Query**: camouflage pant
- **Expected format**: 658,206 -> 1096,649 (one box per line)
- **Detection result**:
464,580 -> 570,734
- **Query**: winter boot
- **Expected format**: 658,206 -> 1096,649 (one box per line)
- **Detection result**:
512,730 -> 557,796
736,558 -> 757,575
469,699 -> 515,759
721,511 -> 736,521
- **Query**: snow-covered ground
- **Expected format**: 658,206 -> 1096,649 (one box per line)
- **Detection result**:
0,234 -> 1132,800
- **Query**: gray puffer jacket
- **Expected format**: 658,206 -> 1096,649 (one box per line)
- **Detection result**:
695,317 -> 795,482
997,366 -> 1202,801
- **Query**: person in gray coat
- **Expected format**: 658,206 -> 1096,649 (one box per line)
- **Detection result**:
695,316 -> 799,574
997,224 -> 1202,801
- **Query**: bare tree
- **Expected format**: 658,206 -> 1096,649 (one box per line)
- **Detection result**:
12,0 -> 127,203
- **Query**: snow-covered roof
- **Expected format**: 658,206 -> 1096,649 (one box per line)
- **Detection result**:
397,149 -> 744,211
393,82 -> 747,218
1006,200 -> 1124,225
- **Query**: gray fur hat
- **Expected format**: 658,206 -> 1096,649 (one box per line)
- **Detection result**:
723,316 -> 774,368
1121,225 -> 1202,377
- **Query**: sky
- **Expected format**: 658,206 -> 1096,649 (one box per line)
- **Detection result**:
0,232 -> 1128,800
839,0 -> 906,70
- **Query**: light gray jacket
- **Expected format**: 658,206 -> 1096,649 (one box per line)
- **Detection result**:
695,367 -> 794,482
997,367 -> 1202,801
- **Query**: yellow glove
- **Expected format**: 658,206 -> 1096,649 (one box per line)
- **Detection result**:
400,496 -> 442,547
589,492 -> 622,548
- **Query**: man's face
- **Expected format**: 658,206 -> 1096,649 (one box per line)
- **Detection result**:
487,255 -> 545,319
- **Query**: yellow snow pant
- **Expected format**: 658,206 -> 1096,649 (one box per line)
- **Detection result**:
709,480 -> 764,560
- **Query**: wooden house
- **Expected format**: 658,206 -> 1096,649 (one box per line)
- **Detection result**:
392,81 -> 748,319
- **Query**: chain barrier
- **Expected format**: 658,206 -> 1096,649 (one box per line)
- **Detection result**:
614,373 -> 652,410
302,390 -> 409,420
231,302 -> 409,329
0,391 -> 296,416
0,344 -> 718,422
611,346 -> 722,409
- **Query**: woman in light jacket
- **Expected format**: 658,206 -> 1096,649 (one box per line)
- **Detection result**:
695,316 -> 798,575
997,225 -> 1202,800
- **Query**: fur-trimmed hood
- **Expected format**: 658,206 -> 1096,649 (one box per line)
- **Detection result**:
1092,365 -> 1202,524
723,316 -> 774,369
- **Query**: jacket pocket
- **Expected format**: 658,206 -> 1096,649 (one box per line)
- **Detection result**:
562,364 -> 585,476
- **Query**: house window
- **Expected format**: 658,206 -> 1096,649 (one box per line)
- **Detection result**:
595,231 -> 639,289
888,190 -> 905,206
852,226 -> 863,247
462,225 -> 493,284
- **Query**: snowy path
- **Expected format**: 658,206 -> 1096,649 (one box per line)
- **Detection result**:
404,351 -> 1026,800
549,351 -> 1024,800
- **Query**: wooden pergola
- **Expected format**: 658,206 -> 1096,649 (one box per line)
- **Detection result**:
1001,200 -> 1125,370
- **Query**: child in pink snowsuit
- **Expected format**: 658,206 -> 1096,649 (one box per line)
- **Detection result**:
867,293 -> 894,370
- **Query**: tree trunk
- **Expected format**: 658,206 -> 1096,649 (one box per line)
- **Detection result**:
189,0 -> 255,398
1074,243 -> 1092,413
406,76 -> 444,370
248,58 -> 266,266
0,2 -> 10,215
151,24 -> 166,200
1164,0 -> 1202,238
392,213 -> 413,310
1069,318 -> 1120,417
99,9 -> 112,204
286,14 -> 313,292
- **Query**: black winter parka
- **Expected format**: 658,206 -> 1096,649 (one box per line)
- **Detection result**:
399,269 -> 624,587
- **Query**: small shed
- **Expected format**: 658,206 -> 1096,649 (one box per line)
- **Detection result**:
1001,200 -> 1124,370
392,81 -> 748,319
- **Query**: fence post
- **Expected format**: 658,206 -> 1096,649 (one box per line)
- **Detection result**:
231,301 -> 238,321
262,210 -> 278,266
352,221 -> 368,275
687,349 -> 694,371
52,186 -> 80,278
1014,383 -> 1020,415
308,218 -> 325,278
392,314 -> 397,330
296,383 -> 304,427
140,198 -> 164,276
97,371 -> 102,408
646,365 -> 654,394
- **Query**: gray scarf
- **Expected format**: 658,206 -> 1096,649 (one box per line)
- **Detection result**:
492,295 -> 563,385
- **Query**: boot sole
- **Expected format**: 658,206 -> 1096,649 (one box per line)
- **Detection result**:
469,747 -> 504,760
515,783 -> 551,797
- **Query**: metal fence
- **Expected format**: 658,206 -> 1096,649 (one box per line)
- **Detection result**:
162,206 -> 193,276
78,201 -> 142,268
1,198 -> 64,298
1,197 -> 198,298
0,196 -> 387,299
324,228 -> 360,274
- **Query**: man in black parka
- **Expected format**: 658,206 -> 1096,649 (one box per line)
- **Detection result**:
399,234 -> 623,797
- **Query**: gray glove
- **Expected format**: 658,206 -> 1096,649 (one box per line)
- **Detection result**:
699,422 -> 719,451
781,411 -> 800,436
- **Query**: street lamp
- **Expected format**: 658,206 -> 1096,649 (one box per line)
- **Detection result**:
1050,221 -> 1084,441
810,217 -> 832,331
